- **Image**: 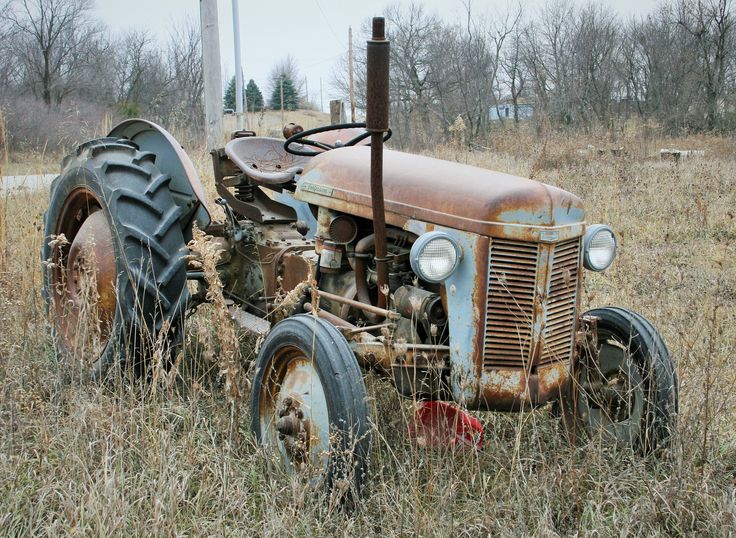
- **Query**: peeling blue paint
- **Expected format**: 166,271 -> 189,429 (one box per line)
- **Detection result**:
274,187 -> 318,238
405,220 -> 480,405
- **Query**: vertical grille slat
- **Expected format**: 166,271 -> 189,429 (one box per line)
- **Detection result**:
484,239 -> 539,370
483,237 -> 581,371
538,238 -> 581,367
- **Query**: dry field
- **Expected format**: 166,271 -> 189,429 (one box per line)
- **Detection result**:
0,127 -> 734,536
222,108 -> 331,139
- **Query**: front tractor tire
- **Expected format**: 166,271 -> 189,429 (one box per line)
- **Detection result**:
41,138 -> 188,380
560,307 -> 678,454
250,315 -> 371,499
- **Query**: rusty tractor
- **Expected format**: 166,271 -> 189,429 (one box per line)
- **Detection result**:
42,18 -> 678,496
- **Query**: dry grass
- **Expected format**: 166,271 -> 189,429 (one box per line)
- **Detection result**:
0,109 -> 330,178
0,153 -> 58,177
222,109 -> 330,139
1,131 -> 735,536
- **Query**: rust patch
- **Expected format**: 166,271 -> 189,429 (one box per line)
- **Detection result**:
470,235 -> 489,407
52,188 -> 116,351
280,253 -> 314,294
296,147 -> 585,239
476,361 -> 570,411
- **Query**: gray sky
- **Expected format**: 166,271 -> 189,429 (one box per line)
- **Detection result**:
94,0 -> 659,112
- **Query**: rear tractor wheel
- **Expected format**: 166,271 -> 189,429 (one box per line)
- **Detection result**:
41,138 -> 189,380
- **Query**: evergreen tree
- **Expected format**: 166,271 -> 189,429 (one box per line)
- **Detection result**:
224,76 -> 237,110
269,75 -> 299,111
245,79 -> 264,112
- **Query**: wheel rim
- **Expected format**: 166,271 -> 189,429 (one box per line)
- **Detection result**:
52,187 -> 117,356
259,345 -> 331,481
575,329 -> 645,446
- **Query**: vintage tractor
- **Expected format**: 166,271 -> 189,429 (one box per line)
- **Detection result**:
42,18 -> 677,495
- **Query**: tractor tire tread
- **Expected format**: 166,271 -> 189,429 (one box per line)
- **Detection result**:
42,137 -> 188,379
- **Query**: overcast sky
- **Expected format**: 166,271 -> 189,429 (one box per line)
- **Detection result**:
94,0 -> 659,112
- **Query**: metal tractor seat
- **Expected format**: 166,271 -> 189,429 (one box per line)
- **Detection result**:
225,136 -> 309,185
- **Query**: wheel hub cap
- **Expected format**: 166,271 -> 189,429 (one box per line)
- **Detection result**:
66,210 -> 116,320
52,188 -> 117,353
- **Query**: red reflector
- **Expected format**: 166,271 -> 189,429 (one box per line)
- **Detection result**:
408,401 -> 484,450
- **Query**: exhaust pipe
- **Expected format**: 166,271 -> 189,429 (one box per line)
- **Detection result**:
366,16 -> 390,310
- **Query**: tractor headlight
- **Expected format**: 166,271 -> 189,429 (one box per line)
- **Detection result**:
410,232 -> 462,283
583,224 -> 616,271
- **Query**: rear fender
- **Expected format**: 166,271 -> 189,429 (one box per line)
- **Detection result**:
108,119 -> 211,230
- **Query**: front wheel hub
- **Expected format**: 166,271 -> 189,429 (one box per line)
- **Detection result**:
275,396 -> 312,464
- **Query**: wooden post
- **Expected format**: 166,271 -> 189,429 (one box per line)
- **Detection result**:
200,0 -> 223,150
330,100 -> 344,124
348,26 -> 356,122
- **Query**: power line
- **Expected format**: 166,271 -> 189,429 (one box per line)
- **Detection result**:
313,0 -> 342,44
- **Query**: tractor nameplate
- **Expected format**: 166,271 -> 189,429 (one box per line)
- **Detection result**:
538,230 -> 560,243
301,183 -> 334,197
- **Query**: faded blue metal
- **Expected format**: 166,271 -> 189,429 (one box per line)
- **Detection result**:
405,220 -> 481,405
273,190 -> 318,238
496,203 -> 585,228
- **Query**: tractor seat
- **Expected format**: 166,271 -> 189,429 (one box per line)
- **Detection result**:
225,137 -> 309,185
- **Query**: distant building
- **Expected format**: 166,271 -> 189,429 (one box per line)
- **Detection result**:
489,102 -> 534,122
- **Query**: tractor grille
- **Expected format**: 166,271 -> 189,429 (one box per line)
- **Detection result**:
539,238 -> 581,366
483,237 -> 581,370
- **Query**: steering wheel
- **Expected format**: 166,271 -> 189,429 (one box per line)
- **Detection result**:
284,122 -> 392,157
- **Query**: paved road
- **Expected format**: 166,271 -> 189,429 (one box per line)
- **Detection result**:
1,174 -> 56,193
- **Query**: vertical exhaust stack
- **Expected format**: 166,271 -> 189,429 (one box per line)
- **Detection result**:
366,17 -> 390,309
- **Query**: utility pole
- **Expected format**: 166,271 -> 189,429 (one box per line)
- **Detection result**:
320,77 -> 323,113
200,0 -> 223,150
232,0 -> 244,131
305,76 -> 309,105
348,26 -> 356,122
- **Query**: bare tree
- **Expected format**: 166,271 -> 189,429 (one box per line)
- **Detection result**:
0,2 -> 21,89
114,31 -> 157,107
573,3 -> 620,125
618,18 -> 648,119
521,1 -> 577,126
677,0 -> 734,129
624,7 -> 700,131
484,3 -> 523,128
1,0 -> 101,106
500,17 -> 528,126
165,18 -> 204,124
386,3 -> 439,145
334,2 -> 521,144
519,1 -> 621,129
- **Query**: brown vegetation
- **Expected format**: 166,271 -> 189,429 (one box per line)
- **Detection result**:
0,129 -> 734,535
334,0 -> 736,151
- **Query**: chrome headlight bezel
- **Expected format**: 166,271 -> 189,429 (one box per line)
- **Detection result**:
583,224 -> 617,271
410,231 -> 463,283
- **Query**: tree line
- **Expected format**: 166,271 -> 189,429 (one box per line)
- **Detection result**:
0,0 -> 207,150
0,0 -> 309,152
2,0 -> 733,153
334,0 -> 736,148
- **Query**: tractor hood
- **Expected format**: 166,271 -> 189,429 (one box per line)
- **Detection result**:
295,146 -> 585,239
